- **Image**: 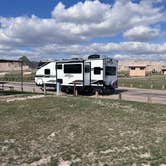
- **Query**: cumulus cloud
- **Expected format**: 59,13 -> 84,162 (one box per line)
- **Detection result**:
37,42 -> 166,61
0,16 -> 87,48
0,0 -> 165,60
123,26 -> 160,41
51,0 -> 165,37
52,1 -> 111,24
0,47 -> 39,59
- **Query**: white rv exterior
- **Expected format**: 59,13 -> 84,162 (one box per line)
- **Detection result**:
35,61 -> 57,86
35,55 -> 118,94
87,58 -> 118,88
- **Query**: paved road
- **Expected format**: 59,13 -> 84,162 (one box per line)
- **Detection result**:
2,82 -> 166,105
4,81 -> 42,93
114,87 -> 166,105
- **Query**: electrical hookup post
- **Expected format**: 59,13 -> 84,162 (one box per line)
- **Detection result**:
56,82 -> 61,96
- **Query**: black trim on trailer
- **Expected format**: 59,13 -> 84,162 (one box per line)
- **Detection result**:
37,61 -> 52,69
83,60 -> 85,87
90,62 -> 91,86
103,59 -> 105,87
70,80 -> 83,83
91,80 -> 103,85
56,62 -> 58,84
35,75 -> 56,78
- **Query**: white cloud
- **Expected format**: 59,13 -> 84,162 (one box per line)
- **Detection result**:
37,42 -> 166,60
123,26 -> 160,41
52,1 -> 111,24
51,0 -> 165,37
0,48 -> 39,60
0,16 -> 87,48
0,0 -> 165,60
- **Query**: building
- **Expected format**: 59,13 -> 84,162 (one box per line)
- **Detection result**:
119,60 -> 166,73
129,65 -> 146,77
161,69 -> 166,75
0,59 -> 30,72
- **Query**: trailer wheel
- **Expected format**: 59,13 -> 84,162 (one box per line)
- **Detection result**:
111,88 -> 116,94
102,88 -> 115,95
91,87 -> 103,95
91,88 -> 96,95
64,87 -> 73,94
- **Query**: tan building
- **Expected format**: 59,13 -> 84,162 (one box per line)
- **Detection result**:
129,65 -> 146,77
0,60 -> 30,72
119,60 -> 166,73
161,69 -> 166,75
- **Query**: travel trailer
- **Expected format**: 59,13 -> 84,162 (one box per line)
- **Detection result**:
35,55 -> 118,94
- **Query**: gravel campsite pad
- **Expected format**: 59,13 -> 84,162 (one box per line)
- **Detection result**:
0,96 -> 166,166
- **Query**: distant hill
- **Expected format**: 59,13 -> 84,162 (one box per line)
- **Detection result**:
19,56 -> 38,69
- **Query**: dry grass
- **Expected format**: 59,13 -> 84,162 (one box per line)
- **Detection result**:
119,75 -> 166,90
0,96 -> 166,165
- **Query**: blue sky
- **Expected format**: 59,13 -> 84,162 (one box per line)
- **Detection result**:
0,0 -> 166,61
0,0 -> 63,18
0,0 -> 115,17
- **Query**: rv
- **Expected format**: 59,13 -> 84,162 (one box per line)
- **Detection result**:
35,55 -> 118,94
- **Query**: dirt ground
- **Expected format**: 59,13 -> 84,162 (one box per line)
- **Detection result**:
0,96 -> 166,166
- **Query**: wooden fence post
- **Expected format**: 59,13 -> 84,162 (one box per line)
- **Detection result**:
32,87 -> 35,93
95,90 -> 99,98
75,89 -> 78,96
44,83 -> 46,95
147,96 -> 152,104
118,93 -> 122,100
74,82 -> 78,96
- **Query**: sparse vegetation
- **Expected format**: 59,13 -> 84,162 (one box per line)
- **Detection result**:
0,96 -> 166,165
0,71 -> 35,82
0,90 -> 39,96
119,75 -> 166,89
118,71 -> 129,77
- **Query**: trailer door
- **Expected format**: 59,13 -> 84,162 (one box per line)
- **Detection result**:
84,62 -> 91,86
56,63 -> 63,84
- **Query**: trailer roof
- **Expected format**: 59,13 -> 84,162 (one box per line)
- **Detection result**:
57,59 -> 84,63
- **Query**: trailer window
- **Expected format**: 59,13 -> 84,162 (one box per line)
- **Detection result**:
64,64 -> 82,74
94,67 -> 101,75
45,69 -> 50,75
85,65 -> 90,73
105,66 -> 116,76
56,64 -> 62,69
